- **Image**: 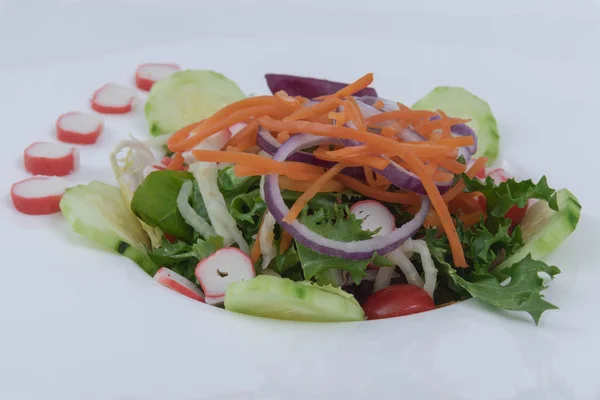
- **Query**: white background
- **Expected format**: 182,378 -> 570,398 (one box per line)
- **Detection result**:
1,1 -> 599,399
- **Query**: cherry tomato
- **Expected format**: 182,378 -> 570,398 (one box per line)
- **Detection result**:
505,203 -> 528,227
363,284 -> 436,320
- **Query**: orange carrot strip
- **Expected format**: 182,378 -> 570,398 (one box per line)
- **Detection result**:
279,175 -> 345,192
364,166 -> 379,187
207,95 -> 295,123
449,192 -> 485,214
328,111 -> 347,126
373,100 -> 384,109
344,97 -> 367,130
169,106 -> 288,152
442,157 -> 487,202
335,175 -> 420,205
432,171 -> 455,182
279,231 -> 293,254
166,121 -> 205,151
234,165 -> 322,181
226,120 -> 259,147
423,210 -> 442,229
437,158 -> 467,174
313,149 -> 389,170
284,97 -> 342,121
277,131 -> 290,144
284,163 -> 346,223
257,117 -> 467,266
458,211 -> 485,228
365,109 -> 437,125
166,152 -> 184,170
332,73 -> 374,98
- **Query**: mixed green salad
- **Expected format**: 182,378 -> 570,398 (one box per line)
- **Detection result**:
58,69 -> 580,324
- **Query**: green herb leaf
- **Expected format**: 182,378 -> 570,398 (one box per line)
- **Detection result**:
462,175 -> 558,217
228,190 -> 266,235
296,207 -> 382,285
217,166 -> 260,197
442,254 -> 560,324
131,170 -> 200,242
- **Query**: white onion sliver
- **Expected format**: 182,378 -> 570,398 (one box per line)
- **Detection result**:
386,248 -> 424,288
259,212 -> 277,269
373,267 -> 396,292
190,162 -> 249,253
176,180 -> 216,239
402,239 -> 437,298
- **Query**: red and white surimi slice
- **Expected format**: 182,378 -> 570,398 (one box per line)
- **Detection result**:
154,267 -> 205,302
350,200 -> 396,237
91,83 -> 136,114
24,142 -> 79,176
195,248 -> 255,305
135,63 -> 180,91
10,176 -> 68,215
56,112 -> 104,144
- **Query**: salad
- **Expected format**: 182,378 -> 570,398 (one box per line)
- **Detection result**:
11,67 -> 581,324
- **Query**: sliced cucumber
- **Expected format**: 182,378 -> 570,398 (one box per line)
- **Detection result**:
412,86 -> 500,165
224,275 -> 364,322
494,189 -> 581,277
145,70 -> 246,136
60,181 -> 158,276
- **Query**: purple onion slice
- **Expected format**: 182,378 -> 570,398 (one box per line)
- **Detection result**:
264,133 -> 430,260
256,127 -> 365,179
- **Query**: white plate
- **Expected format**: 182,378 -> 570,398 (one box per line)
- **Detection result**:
1,1 -> 599,399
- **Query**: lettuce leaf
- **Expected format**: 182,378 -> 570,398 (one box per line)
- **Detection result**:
296,207 -> 393,285
148,236 -> 224,282
440,255 -> 560,324
462,174 -> 558,217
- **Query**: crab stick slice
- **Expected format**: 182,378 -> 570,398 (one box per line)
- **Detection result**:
10,176 -> 68,215
91,83 -> 136,114
135,63 -> 180,91
56,111 -> 104,144
24,142 -> 78,176
195,247 -> 255,305
154,267 -> 205,302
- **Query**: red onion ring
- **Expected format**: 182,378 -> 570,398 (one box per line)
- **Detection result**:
264,133 -> 430,260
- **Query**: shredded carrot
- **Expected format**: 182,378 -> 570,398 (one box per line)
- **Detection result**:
458,211 -> 485,228
279,231 -> 293,254
442,157 -> 487,202
365,109 -> 437,125
233,165 -> 322,181
344,97 -> 366,130
279,175 -> 345,192
373,100 -> 384,109
284,97 -> 342,121
423,210 -> 441,229
169,106 -> 289,152
166,121 -> 204,151
364,166 -> 379,187
229,133 -> 256,152
335,175 -> 420,205
284,163 -> 346,223
166,152 -> 184,170
274,90 -> 303,109
432,170 -> 455,182
334,73 -> 374,98
328,111 -> 347,126
436,158 -> 467,174
226,120 -> 259,147
276,130 -> 290,144
313,148 -> 389,170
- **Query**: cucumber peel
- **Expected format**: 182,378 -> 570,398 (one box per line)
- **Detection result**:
494,188 -> 581,277
60,181 -> 158,276
224,275 -> 364,322
145,69 -> 246,136
412,86 -> 500,165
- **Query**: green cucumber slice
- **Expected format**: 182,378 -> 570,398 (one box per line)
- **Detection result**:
494,188 -> 581,276
412,86 -> 500,165
60,181 -> 158,275
224,275 -> 364,322
145,69 -> 246,136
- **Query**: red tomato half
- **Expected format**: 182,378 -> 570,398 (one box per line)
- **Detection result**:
363,284 -> 436,320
